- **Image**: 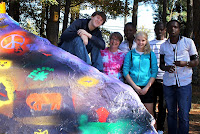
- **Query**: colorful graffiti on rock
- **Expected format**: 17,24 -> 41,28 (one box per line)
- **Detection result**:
26,93 -> 62,111
0,31 -> 32,55
0,77 -> 15,107
0,18 -> 8,28
34,129 -> 48,134
0,59 -> 12,69
0,2 -> 157,134
28,67 -> 54,81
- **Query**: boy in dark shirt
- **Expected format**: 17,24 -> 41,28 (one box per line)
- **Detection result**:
59,11 -> 106,71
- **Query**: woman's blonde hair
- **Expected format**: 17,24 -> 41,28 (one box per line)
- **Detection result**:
135,31 -> 151,54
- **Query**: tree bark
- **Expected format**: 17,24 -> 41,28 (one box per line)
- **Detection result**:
163,0 -> 167,25
62,0 -> 71,33
132,0 -> 138,29
8,0 -> 20,22
40,2 -> 46,37
193,0 -> 200,48
186,0 -> 193,38
46,0 -> 61,46
124,0 -> 128,25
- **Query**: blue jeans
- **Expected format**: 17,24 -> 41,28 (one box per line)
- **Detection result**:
60,37 -> 103,71
163,84 -> 192,134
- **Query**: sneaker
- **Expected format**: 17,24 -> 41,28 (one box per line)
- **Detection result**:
157,130 -> 163,134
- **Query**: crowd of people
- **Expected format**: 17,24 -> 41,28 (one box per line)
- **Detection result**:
58,11 -> 199,134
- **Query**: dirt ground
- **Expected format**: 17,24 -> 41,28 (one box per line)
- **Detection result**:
163,85 -> 200,134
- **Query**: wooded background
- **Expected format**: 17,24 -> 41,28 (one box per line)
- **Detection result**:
3,0 -> 200,85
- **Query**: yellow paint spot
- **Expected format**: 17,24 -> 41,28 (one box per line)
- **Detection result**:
0,18 -> 8,28
0,59 -> 12,69
77,76 -> 99,87
0,2 -> 6,14
0,25 -> 8,28
0,77 -> 15,107
15,116 -> 61,126
34,129 -> 48,134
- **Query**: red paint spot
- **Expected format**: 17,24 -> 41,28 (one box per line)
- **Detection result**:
96,107 -> 109,123
42,53 -> 52,57
0,92 -> 7,97
72,94 -> 76,110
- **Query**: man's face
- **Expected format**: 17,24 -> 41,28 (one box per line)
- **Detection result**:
167,21 -> 180,37
155,24 -> 166,40
91,15 -> 104,28
124,25 -> 136,40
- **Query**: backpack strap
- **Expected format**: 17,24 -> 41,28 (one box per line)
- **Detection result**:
150,51 -> 151,69
131,51 -> 132,62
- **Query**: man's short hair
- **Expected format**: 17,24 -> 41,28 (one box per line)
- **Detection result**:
155,21 -> 166,29
110,32 -> 123,44
124,22 -> 136,30
167,20 -> 181,28
92,11 -> 106,25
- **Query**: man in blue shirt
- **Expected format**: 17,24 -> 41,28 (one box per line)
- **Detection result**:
59,11 -> 106,71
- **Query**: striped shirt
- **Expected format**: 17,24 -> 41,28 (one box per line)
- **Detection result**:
150,39 -> 166,80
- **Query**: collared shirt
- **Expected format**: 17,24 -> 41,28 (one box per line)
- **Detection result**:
160,36 -> 198,86
119,40 -> 137,54
150,38 -> 167,80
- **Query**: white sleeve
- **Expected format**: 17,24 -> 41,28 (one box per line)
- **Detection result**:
188,39 -> 198,56
160,43 -> 165,55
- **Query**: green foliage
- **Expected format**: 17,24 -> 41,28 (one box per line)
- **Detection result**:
40,0 -> 59,5
151,0 -> 187,35
19,1 -> 42,35
24,19 -> 40,36
138,25 -> 151,34
100,27 -> 111,47
151,0 -> 187,22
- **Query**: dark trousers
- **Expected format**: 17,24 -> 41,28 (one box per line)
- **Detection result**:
152,80 -> 166,131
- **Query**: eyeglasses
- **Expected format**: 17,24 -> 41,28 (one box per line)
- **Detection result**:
110,38 -> 120,42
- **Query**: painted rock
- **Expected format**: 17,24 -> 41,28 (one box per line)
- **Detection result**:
0,3 -> 157,134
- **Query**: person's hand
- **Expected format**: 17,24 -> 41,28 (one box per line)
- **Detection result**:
133,85 -> 142,95
80,34 -> 88,46
174,61 -> 187,67
140,86 -> 149,95
77,29 -> 92,38
165,65 -> 175,73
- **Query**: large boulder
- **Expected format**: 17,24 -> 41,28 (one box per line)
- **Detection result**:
0,4 -> 157,134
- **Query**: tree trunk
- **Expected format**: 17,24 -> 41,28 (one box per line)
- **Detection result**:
192,0 -> 200,86
124,0 -> 128,25
163,0 -> 167,25
8,0 -> 20,22
186,0 -> 193,38
70,11 -> 75,24
46,0 -> 61,46
62,0 -> 71,33
132,0 -> 138,29
40,2 -> 46,37
193,0 -> 200,48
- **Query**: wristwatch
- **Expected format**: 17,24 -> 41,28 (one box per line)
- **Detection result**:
186,61 -> 190,66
